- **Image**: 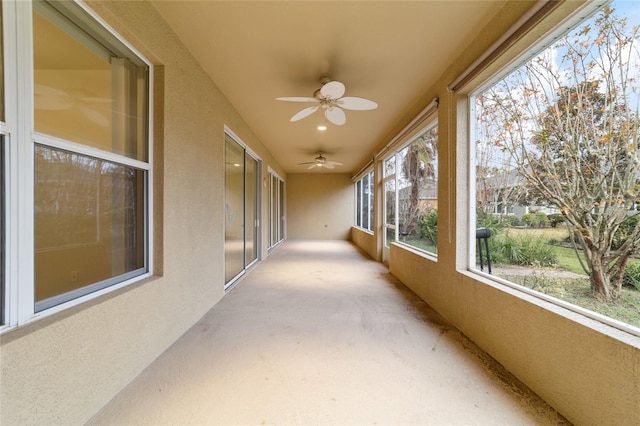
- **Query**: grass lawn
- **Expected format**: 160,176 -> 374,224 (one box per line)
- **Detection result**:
501,273 -> 640,328
399,235 -> 437,254
492,226 -> 640,330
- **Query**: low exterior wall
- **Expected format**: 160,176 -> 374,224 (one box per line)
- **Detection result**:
389,242 -> 640,426
351,227 -> 378,261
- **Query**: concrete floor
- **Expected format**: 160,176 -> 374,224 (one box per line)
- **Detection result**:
89,240 -> 569,425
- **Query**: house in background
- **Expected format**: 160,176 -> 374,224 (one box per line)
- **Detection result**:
478,168 -> 560,221
1,1 -> 638,425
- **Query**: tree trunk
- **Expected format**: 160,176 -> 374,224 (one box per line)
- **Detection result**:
589,252 -> 612,301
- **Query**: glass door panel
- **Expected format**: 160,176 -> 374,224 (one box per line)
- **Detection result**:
245,155 -> 258,266
224,137 -> 244,283
268,172 -> 285,249
225,134 -> 261,286
279,179 -> 285,241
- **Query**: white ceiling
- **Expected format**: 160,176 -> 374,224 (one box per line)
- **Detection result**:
151,1 -> 507,174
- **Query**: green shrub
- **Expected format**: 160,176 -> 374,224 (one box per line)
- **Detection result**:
418,209 -> 438,244
501,215 -> 519,228
622,263 -> 640,291
612,215 -> 640,250
489,231 -> 557,267
521,213 -> 535,227
522,212 -> 549,228
548,213 -> 566,228
534,212 -> 549,228
476,215 -> 506,236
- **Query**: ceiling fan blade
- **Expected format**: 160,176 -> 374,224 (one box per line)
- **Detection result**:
34,84 -> 72,110
307,164 -> 319,170
320,81 -> 345,99
276,96 -> 318,102
338,96 -> 378,111
326,161 -> 343,166
323,163 -> 335,169
290,105 -> 319,122
325,107 -> 346,126
80,97 -> 113,104
80,106 -> 110,127
298,161 -> 317,165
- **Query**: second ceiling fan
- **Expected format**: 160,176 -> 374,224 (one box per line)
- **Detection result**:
276,78 -> 377,126
299,153 -> 343,170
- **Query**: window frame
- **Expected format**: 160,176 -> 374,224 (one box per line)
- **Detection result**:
268,167 -> 285,250
382,118 -> 439,259
354,169 -> 374,233
464,0 -> 640,338
1,0 -> 154,331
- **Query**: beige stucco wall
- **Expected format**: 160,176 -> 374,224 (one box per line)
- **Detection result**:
287,173 -> 354,240
351,227 -> 378,261
0,1 -> 285,424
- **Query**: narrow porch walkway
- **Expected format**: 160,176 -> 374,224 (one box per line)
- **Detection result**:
89,240 -> 568,425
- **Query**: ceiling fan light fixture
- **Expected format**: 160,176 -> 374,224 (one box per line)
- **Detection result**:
276,79 -> 377,126
317,124 -> 327,131
298,152 -> 343,170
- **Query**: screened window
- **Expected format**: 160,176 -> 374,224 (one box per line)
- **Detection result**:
471,0 -> 640,334
355,170 -> 374,232
384,123 -> 438,255
2,0 -> 151,327
383,156 -> 396,247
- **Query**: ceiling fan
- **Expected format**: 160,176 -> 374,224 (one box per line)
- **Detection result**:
34,84 -> 112,127
299,153 -> 343,170
276,78 -> 377,126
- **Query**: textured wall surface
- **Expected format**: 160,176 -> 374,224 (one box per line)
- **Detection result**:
351,227 -> 378,261
287,173 -> 354,240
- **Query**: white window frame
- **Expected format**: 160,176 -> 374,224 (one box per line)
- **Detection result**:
1,0 -> 153,332
268,167 -> 285,249
223,126 -> 262,290
382,118 -> 438,259
465,0 -> 640,338
354,169 -> 374,233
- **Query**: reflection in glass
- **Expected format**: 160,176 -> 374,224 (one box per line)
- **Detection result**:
0,2 -> 4,122
272,175 -> 278,246
33,4 -> 148,160
225,137 -> 244,283
34,145 -> 145,308
245,155 -> 258,266
279,179 -> 285,241
1,137 -> 4,323
268,173 -> 285,249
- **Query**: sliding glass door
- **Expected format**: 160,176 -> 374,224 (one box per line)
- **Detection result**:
224,133 -> 259,287
268,170 -> 285,249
